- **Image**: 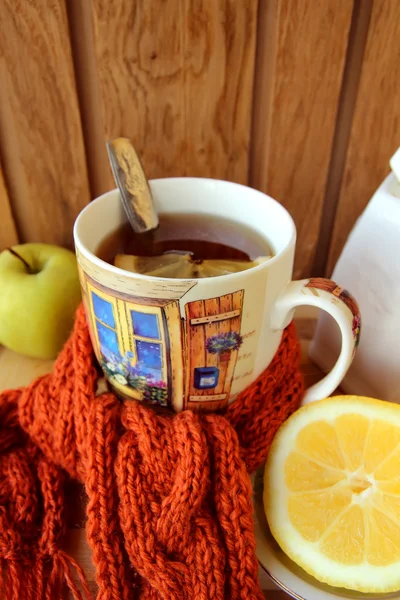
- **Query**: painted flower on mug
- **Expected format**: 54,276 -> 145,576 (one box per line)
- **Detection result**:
206,331 -> 243,361
99,350 -> 168,407
114,373 -> 128,385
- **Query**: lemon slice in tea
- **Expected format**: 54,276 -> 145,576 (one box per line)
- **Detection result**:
264,395 -> 400,594
114,253 -> 269,278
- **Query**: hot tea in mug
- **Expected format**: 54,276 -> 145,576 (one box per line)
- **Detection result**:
74,178 -> 360,412
96,213 -> 274,278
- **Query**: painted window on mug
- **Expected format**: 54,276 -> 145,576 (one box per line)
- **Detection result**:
97,322 -> 120,356
130,310 -> 163,382
136,340 -> 162,368
131,311 -> 160,339
91,291 -> 121,359
92,292 -> 116,328
135,341 -> 163,382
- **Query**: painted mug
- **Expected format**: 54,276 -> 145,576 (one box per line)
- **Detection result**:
73,178 -> 360,412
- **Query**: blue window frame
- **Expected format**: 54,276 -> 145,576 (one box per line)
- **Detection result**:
131,311 -> 160,339
91,292 -> 121,357
129,309 -> 165,383
139,366 -> 163,382
92,292 -> 115,328
97,322 -> 120,356
136,340 -> 162,369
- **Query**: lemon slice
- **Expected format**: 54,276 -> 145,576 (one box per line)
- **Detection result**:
264,396 -> 400,594
114,253 -> 269,278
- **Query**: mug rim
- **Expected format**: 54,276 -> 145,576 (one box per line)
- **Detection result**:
73,176 -> 297,283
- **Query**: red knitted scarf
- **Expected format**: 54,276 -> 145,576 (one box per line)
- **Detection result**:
0,305 -> 304,600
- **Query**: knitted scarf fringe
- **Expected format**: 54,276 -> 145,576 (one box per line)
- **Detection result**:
0,305 -> 304,599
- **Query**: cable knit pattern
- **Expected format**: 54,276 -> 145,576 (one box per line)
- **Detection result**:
0,305 -> 304,599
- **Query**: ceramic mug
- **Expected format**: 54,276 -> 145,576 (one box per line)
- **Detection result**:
73,178 -> 360,412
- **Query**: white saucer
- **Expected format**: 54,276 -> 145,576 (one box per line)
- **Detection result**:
253,470 -> 400,600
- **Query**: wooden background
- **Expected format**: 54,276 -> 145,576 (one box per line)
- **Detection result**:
2,3 -> 398,595
0,0 -> 399,280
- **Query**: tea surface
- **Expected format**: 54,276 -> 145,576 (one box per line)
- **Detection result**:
96,213 -> 272,266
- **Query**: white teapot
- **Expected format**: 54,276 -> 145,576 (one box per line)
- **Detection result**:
310,147 -> 400,402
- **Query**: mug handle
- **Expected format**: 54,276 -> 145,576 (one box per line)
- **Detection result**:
271,277 -> 361,405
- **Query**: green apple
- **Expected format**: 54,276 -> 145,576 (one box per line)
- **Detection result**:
0,243 -> 82,359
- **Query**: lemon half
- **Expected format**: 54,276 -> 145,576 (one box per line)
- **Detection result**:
115,253 -> 269,278
264,396 -> 400,593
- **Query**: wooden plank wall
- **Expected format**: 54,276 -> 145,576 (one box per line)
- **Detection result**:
0,162 -> 18,249
0,0 -> 90,249
67,0 -> 258,196
0,0 -> 399,278
250,0 -> 353,279
326,0 -> 400,274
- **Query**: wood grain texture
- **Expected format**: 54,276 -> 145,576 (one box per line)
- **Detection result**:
226,290 -> 244,391
216,294 -> 233,395
326,0 -> 400,274
106,137 -> 159,233
0,0 -> 90,247
186,300 -> 206,398
250,0 -> 353,279
69,0 -> 258,196
163,301 -> 184,411
0,162 -> 18,250
205,298 -> 220,369
182,0 -> 257,183
184,293 -> 245,411
312,0 -> 373,276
